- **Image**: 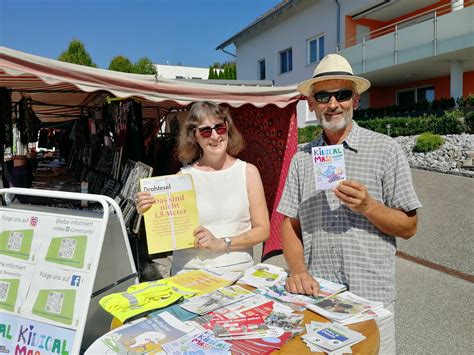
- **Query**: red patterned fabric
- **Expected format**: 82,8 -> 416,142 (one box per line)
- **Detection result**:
228,103 -> 298,260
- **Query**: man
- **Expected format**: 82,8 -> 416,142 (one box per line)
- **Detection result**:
277,54 -> 422,354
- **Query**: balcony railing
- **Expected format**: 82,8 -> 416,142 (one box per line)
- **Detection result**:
338,0 -> 474,74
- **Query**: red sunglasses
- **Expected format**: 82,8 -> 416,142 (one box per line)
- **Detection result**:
196,121 -> 227,138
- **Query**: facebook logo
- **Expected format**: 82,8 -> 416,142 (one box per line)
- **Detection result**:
71,275 -> 81,287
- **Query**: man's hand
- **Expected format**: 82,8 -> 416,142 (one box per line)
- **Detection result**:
285,271 -> 320,297
334,179 -> 374,213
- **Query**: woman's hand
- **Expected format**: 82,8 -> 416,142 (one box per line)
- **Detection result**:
136,191 -> 155,215
193,226 -> 225,252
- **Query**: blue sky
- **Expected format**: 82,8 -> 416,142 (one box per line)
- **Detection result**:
0,0 -> 280,68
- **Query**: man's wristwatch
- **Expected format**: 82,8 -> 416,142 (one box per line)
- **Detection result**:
224,237 -> 232,253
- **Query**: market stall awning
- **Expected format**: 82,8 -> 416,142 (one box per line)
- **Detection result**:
0,46 -> 301,122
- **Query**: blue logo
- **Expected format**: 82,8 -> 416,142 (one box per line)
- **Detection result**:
71,275 -> 81,287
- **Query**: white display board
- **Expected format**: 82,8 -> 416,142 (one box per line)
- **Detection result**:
0,188 -> 138,354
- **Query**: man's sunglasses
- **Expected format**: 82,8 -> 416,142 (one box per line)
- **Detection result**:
313,89 -> 354,103
196,121 -> 227,138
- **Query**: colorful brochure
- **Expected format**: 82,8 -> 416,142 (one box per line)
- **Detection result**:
85,311 -> 196,354
140,174 -> 199,253
312,144 -> 346,190
162,329 -> 232,354
167,268 -> 242,296
239,263 -> 287,288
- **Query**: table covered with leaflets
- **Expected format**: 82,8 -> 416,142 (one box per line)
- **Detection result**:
86,264 -> 383,354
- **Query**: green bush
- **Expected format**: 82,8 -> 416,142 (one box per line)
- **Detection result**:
413,133 -> 445,153
428,110 -> 465,135
465,111 -> 474,134
298,125 -> 323,144
356,109 -> 467,137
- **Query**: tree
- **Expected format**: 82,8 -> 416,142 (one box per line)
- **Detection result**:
108,55 -> 134,73
58,39 -> 97,67
208,67 -> 215,79
207,61 -> 236,80
133,57 -> 157,75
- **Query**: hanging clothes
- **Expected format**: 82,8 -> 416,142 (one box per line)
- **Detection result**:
38,128 -> 49,148
104,99 -> 145,163
0,88 -> 13,159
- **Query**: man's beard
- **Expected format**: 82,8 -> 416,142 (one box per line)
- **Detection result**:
316,105 -> 353,132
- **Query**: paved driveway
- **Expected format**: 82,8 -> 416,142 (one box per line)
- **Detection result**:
397,169 -> 474,275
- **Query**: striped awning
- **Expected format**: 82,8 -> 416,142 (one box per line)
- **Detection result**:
0,46 -> 300,122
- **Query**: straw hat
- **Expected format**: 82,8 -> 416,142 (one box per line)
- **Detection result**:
297,53 -> 371,97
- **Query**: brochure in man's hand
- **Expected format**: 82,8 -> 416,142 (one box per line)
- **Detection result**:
140,174 -> 199,253
312,144 -> 346,190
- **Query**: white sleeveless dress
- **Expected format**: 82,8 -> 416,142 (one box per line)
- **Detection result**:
171,159 -> 254,275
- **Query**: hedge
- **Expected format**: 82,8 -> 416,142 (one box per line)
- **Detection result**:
298,110 -> 470,144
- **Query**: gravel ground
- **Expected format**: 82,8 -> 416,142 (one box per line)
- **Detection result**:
394,134 -> 474,177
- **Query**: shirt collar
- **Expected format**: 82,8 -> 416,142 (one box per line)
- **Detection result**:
311,121 -> 360,153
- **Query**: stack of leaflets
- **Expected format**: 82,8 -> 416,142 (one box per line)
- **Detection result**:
306,291 -> 384,324
199,295 -> 276,340
167,268 -> 242,296
179,285 -> 254,315
302,321 -> 365,354
238,263 -> 288,288
190,294 -> 301,354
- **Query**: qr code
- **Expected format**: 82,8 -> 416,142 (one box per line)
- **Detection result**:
58,239 -> 76,259
7,232 -> 24,251
0,281 -> 10,302
45,291 -> 64,314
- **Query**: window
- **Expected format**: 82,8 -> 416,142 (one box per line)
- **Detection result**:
279,48 -> 292,74
258,59 -> 266,80
308,35 -> 325,64
397,86 -> 435,106
417,86 -> 435,102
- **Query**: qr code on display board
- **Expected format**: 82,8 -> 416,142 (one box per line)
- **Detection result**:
0,281 -> 10,301
45,291 -> 64,314
7,231 -> 24,251
58,239 -> 76,259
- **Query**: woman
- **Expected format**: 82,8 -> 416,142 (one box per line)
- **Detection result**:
137,101 -> 269,275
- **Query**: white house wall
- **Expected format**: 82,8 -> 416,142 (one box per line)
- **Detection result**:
155,64 -> 209,80
235,0 -> 375,86
236,1 -> 338,86
234,0 -> 375,126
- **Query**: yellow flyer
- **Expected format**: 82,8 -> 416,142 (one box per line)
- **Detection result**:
139,174 -> 199,253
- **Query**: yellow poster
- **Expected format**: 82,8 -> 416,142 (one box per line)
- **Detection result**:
139,174 -> 198,253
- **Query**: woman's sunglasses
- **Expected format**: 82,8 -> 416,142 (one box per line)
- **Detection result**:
196,121 -> 227,138
313,89 -> 354,103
